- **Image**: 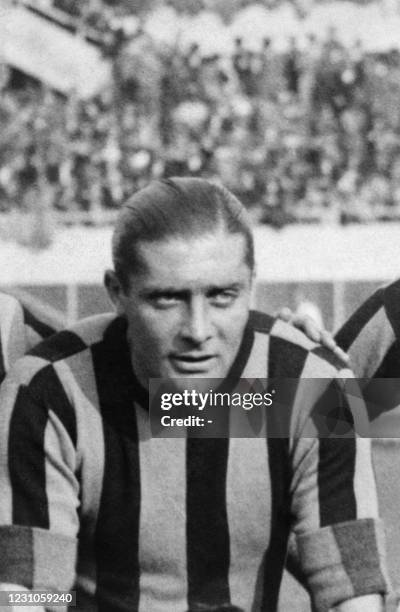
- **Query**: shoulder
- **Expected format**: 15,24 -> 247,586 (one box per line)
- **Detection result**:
335,279 -> 400,378
8,313 -> 119,390
0,291 -> 64,381
0,292 -> 57,382
0,313 -> 125,450
248,311 -> 355,441
249,310 -> 348,379
28,313 -> 117,361
0,291 -> 61,343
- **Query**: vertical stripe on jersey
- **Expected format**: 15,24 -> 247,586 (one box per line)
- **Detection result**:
226,439 -> 271,611
9,384 -> 48,527
307,377 -> 357,525
259,438 -> 291,611
316,383 -> 357,525
308,377 -> 357,525
136,412 -> 188,612
318,437 -> 357,525
258,334 -> 307,611
91,325 -> 141,612
240,330 -> 269,380
9,365 -> 77,528
227,326 -> 271,609
68,348 -> 106,612
186,437 -> 231,608
225,317 -> 255,384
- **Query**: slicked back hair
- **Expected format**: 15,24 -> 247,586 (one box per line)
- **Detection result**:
112,177 -> 254,291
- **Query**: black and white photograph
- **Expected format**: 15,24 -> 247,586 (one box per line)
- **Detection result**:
0,0 -> 399,610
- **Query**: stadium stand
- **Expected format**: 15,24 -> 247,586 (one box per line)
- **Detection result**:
1,0 -> 400,230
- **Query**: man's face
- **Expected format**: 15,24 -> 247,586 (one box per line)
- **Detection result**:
108,231 -> 253,390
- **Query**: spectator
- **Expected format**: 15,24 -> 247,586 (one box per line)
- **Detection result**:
2,2 -> 400,228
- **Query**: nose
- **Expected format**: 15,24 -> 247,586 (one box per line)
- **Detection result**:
181,297 -> 212,345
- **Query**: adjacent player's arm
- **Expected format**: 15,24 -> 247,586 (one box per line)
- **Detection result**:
290,375 -> 389,612
0,357 -> 79,604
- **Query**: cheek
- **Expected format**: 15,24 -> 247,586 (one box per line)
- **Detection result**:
128,307 -> 179,351
216,300 -> 250,344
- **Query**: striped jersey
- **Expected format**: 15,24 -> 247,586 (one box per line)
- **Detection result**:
0,292 -> 57,384
336,277 -> 400,398
0,310 -> 387,612
335,278 -> 400,593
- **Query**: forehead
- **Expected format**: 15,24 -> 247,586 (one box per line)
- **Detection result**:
132,232 -> 251,290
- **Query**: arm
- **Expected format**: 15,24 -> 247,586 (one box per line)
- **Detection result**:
0,357 -> 79,601
290,376 -> 389,612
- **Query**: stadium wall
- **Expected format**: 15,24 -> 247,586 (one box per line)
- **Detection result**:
1,224 -> 397,329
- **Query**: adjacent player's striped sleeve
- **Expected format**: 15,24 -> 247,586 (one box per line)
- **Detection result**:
334,280 -> 400,421
335,280 -> 400,380
0,356 -> 78,594
290,374 -> 389,611
334,280 -> 400,603
0,293 -> 59,384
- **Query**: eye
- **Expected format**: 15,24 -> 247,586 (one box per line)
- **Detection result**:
151,293 -> 182,309
208,289 -> 238,307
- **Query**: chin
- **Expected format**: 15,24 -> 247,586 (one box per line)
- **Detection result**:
166,374 -> 217,394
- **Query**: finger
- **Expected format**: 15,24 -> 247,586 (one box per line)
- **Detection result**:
333,345 -> 350,364
320,330 -> 337,350
302,316 -> 322,343
277,307 -> 293,322
320,330 -> 350,364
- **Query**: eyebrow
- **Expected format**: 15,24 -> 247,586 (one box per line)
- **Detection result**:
139,282 -> 245,299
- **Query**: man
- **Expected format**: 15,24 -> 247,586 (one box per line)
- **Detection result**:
0,178 -> 388,611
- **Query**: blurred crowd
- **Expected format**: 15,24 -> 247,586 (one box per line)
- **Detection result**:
2,2 -> 400,227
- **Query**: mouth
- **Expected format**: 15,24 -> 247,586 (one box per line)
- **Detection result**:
170,354 -> 217,373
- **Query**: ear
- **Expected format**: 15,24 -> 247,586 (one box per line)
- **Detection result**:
104,270 -> 126,315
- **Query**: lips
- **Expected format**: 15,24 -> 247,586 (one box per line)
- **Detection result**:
170,354 -> 216,373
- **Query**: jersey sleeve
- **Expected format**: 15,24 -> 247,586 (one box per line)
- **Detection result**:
334,284 -> 396,379
0,292 -> 59,384
289,373 -> 389,611
0,356 -> 79,594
